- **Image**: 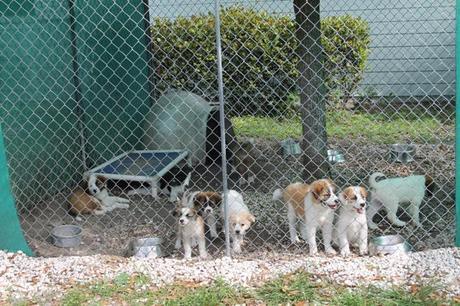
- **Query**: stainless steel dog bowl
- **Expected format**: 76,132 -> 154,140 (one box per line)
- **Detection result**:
280,138 -> 301,157
369,235 -> 412,256
327,149 -> 345,164
390,144 -> 416,163
51,225 -> 82,248
128,237 -> 163,258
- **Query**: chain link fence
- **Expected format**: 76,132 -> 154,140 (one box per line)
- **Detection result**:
0,0 -> 455,258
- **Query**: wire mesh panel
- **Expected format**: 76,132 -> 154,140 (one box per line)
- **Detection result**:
0,0 -> 455,258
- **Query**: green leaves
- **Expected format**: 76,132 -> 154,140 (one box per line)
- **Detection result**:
151,6 -> 370,116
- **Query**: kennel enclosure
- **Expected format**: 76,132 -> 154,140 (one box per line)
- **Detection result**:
0,0 -> 458,256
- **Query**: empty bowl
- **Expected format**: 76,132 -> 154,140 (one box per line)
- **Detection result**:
128,237 -> 163,258
390,144 -> 416,163
51,225 -> 82,248
369,235 -> 412,256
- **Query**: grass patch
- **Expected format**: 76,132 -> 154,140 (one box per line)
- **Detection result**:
35,271 -> 456,306
232,109 -> 454,143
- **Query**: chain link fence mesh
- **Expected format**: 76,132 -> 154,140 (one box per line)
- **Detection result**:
0,0 -> 455,258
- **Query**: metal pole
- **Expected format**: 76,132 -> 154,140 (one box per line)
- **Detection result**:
456,0 -> 460,247
214,0 -> 231,257
68,0 -> 88,171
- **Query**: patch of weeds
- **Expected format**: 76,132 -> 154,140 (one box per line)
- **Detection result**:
256,272 -> 319,304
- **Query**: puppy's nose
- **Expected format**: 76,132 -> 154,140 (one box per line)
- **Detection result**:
235,230 -> 240,234
179,219 -> 184,224
360,203 -> 366,208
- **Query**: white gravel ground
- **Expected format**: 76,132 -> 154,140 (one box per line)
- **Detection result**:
1,248 -> 459,302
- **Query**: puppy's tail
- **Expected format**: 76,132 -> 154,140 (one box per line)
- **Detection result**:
272,188 -> 283,201
425,175 -> 435,197
369,172 -> 386,188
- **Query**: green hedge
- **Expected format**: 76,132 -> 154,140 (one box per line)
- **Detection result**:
151,6 -> 370,116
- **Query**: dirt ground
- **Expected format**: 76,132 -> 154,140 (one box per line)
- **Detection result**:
21,138 -> 455,257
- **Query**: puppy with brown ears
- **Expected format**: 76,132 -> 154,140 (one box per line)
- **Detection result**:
275,179 -> 340,255
335,186 -> 368,257
191,191 -> 222,238
304,179 -> 341,255
172,207 -> 207,259
222,190 -> 256,254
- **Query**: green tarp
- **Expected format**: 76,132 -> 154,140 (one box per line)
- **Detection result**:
0,125 -> 33,256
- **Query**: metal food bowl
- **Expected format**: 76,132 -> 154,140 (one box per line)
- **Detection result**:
280,138 -> 301,157
128,237 -> 163,258
51,225 -> 82,248
390,144 -> 416,163
327,149 -> 345,164
369,235 -> 412,256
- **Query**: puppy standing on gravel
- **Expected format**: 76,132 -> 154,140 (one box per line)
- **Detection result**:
223,190 -> 256,253
273,179 -> 340,255
367,172 -> 435,229
335,186 -> 369,257
172,207 -> 207,259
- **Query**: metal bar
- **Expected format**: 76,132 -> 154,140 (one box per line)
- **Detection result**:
214,0 -> 231,257
455,0 -> 460,247
67,0 -> 88,171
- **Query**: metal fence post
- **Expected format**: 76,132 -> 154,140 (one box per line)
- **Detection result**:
214,0 -> 231,257
456,0 -> 460,247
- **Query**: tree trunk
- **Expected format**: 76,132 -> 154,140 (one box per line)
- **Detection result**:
293,0 -> 329,181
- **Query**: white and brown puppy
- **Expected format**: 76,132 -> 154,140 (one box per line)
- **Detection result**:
335,186 -> 368,257
172,207 -> 207,259
272,182 -> 310,244
178,191 -> 222,239
222,190 -> 255,253
367,172 -> 435,229
274,179 -> 340,255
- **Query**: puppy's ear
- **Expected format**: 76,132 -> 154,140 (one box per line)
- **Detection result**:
311,181 -> 322,200
247,213 -> 256,224
193,194 -> 207,209
210,193 -> 222,206
359,186 -> 368,199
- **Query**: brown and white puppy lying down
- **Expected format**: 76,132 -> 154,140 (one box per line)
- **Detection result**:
273,179 -> 340,255
68,177 -> 105,216
335,186 -> 368,257
172,206 -> 207,259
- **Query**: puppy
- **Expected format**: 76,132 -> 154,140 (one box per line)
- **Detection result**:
335,186 -> 368,257
68,183 -> 103,216
222,190 -> 255,253
304,179 -> 341,255
87,175 -> 130,213
274,179 -> 340,255
172,207 -> 207,259
273,182 -> 310,244
367,172 -> 435,229
232,139 -> 259,186
127,163 -> 192,201
190,191 -> 222,238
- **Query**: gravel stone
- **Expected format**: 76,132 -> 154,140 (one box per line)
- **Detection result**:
1,248 -> 458,301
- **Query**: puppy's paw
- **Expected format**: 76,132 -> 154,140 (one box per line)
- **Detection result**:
359,249 -> 368,256
394,220 -> 407,227
290,236 -> 301,244
325,247 -> 337,256
367,222 -> 379,230
340,248 -> 351,257
174,241 -> 182,250
200,253 -> 208,259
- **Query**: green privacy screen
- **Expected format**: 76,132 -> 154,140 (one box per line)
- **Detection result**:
0,125 -> 33,255
0,0 -> 150,208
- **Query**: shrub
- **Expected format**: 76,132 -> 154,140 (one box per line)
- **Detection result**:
151,6 -> 370,116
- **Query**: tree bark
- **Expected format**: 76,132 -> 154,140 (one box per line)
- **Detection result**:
293,0 -> 329,181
